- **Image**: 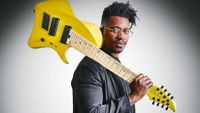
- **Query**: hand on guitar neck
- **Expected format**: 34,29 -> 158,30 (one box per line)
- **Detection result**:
129,74 -> 153,105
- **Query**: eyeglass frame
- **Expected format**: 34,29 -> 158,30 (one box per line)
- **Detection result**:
104,27 -> 133,36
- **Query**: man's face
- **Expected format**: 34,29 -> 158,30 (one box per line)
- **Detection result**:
102,16 -> 132,54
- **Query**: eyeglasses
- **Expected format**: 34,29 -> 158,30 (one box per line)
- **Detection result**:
104,27 -> 133,36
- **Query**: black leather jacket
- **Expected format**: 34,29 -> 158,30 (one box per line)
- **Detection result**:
71,56 -> 135,113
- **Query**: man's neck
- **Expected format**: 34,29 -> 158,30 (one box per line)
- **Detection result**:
100,47 -> 120,61
110,53 -> 119,58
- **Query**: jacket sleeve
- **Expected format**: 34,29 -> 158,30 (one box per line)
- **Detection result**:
72,63 -> 134,113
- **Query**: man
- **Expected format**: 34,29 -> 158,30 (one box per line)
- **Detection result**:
71,1 -> 153,113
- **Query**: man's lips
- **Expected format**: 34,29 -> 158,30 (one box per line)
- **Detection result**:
115,41 -> 126,48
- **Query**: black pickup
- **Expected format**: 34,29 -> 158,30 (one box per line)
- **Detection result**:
60,25 -> 72,44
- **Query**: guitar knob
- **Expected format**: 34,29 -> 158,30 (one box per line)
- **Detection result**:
165,107 -> 168,110
152,101 -> 155,105
167,93 -> 171,96
161,85 -> 164,89
170,96 -> 174,100
161,104 -> 164,108
40,38 -> 45,42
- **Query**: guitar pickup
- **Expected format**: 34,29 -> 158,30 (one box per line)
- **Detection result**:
48,17 -> 59,36
41,12 -> 50,31
60,25 -> 72,44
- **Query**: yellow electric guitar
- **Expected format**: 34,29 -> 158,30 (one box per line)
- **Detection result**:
28,0 -> 176,112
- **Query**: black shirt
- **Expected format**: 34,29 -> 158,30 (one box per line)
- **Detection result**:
71,56 -> 135,113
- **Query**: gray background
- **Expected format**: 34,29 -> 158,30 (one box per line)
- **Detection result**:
0,0 -> 200,113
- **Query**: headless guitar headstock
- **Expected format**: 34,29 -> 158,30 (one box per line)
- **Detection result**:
147,85 -> 176,112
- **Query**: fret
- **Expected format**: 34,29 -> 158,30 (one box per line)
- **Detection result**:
86,44 -> 94,58
77,37 -> 86,53
80,38 -> 88,54
123,70 -> 137,83
73,35 -> 82,51
78,39 -> 86,54
95,49 -> 104,63
71,33 -> 78,48
73,37 -> 80,50
113,64 -> 124,77
94,49 -> 103,62
118,66 -> 128,78
74,34 -> 82,50
99,52 -> 108,65
75,35 -> 82,50
89,46 -> 97,59
92,48 -> 99,61
104,55 -> 112,67
109,61 -> 120,72
102,55 -> 111,67
122,69 -> 132,81
127,71 -> 137,83
68,32 -> 76,47
83,39 -> 90,55
105,57 -> 116,69
122,70 -> 132,82
105,59 -> 113,69
71,32 -> 81,48
81,40 -> 88,55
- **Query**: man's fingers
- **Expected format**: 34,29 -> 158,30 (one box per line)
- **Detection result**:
142,77 -> 152,85
134,74 -> 153,89
137,75 -> 153,88
146,81 -> 153,88
135,74 -> 144,81
138,76 -> 149,83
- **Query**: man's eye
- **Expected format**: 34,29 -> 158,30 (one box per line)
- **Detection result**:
112,28 -> 120,33
124,30 -> 129,34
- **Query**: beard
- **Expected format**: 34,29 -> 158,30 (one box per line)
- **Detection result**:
112,40 -> 127,53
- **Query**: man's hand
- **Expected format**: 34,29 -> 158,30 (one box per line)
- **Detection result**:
129,74 -> 153,105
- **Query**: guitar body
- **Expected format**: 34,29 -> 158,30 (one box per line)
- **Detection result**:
28,0 -> 102,63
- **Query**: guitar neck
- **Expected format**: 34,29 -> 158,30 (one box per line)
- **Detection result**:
66,31 -> 137,83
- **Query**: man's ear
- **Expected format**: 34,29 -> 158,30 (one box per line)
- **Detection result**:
100,27 -> 103,34
100,27 -> 105,37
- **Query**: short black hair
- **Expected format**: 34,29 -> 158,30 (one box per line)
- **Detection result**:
101,1 -> 137,27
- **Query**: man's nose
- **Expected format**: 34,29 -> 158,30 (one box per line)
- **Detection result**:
116,31 -> 125,39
